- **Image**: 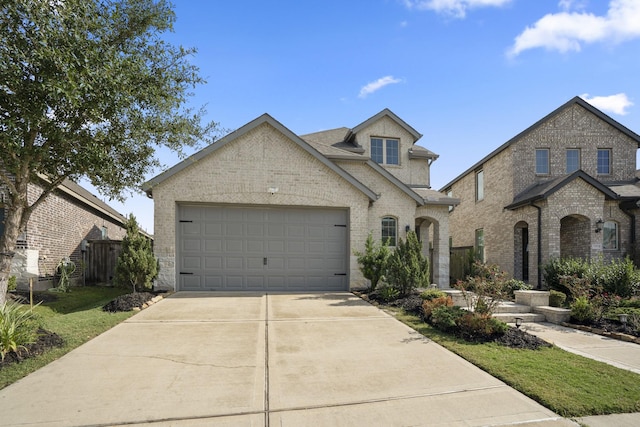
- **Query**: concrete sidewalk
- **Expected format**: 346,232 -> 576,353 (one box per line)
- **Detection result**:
520,322 -> 640,427
0,292 -> 576,426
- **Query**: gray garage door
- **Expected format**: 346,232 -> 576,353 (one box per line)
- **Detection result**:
177,205 -> 349,291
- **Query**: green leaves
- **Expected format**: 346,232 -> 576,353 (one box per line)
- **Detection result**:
114,214 -> 158,293
0,301 -> 40,361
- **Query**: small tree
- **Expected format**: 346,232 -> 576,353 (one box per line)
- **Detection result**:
114,215 -> 158,293
386,231 -> 430,296
354,233 -> 390,292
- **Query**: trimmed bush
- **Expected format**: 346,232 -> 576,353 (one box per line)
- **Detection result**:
114,214 -> 158,293
354,233 -> 390,292
549,290 -> 567,308
386,231 -> 429,296
570,296 -> 595,324
457,313 -> 508,342
430,305 -> 464,333
422,295 -> 453,320
420,288 -> 446,301
504,279 -> 532,299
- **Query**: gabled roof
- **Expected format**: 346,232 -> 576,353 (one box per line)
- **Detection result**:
505,170 -> 619,210
142,113 -> 378,201
365,160 -> 425,205
350,108 -> 423,143
440,96 -> 640,191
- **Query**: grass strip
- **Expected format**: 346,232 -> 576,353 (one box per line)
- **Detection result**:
392,308 -> 640,418
1,287 -> 134,389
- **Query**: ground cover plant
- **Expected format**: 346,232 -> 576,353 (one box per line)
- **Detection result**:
0,286 -> 139,389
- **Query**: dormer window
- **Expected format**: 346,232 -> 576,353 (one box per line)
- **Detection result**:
371,138 -> 399,165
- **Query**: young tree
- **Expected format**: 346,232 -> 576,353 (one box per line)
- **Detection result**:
354,233 -> 390,292
114,214 -> 158,293
0,0 -> 218,304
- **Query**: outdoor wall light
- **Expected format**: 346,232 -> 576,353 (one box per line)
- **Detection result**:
619,313 -> 628,331
405,225 -> 411,232
515,317 -> 523,329
595,219 -> 604,233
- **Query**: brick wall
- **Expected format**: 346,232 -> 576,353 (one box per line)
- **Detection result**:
7,182 -> 127,287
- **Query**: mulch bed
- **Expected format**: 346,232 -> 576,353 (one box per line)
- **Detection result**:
1,292 -> 160,370
355,289 -> 552,350
0,329 -> 64,369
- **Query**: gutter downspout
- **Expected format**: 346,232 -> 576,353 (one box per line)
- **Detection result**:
531,202 -> 542,289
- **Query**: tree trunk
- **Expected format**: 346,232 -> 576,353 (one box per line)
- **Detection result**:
0,179 -> 30,306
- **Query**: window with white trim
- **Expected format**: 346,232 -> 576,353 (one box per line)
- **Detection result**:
475,169 -> 484,201
381,216 -> 397,247
371,138 -> 399,165
475,229 -> 484,263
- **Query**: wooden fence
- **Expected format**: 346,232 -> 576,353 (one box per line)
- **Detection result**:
84,240 -> 122,285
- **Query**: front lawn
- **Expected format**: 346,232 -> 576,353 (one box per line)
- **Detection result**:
392,308 -> 640,417
1,286 -> 135,389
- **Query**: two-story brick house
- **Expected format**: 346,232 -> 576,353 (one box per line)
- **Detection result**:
143,109 -> 458,292
442,97 -> 640,288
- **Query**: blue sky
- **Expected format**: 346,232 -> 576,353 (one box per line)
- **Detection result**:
95,0 -> 640,233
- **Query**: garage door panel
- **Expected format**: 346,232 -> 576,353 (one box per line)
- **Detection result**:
225,257 -> 243,269
205,256 -> 222,269
178,205 -> 348,291
225,239 -> 243,252
182,239 -> 201,252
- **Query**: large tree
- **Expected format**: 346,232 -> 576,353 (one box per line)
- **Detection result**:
0,0 -> 217,304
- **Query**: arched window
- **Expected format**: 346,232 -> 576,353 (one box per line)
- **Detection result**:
603,221 -> 618,250
381,216 -> 397,246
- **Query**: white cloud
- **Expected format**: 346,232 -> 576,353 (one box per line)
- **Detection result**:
358,76 -> 402,98
402,0 -> 512,19
509,0 -> 640,56
580,93 -> 634,115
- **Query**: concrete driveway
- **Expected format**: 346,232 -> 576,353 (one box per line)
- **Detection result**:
0,293 -> 576,426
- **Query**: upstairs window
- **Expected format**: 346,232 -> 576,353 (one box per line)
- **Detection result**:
371,138 -> 399,165
446,189 -> 454,212
597,149 -> 611,175
566,149 -> 580,173
475,169 -> 484,201
535,149 -> 549,175
381,216 -> 397,247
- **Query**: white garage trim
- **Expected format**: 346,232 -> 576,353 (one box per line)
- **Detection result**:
177,204 -> 349,291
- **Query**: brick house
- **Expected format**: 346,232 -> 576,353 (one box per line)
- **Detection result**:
441,97 -> 640,288
0,178 -> 128,289
143,109 -> 458,292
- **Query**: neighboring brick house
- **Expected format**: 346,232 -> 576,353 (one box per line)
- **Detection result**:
143,109 -> 458,292
441,97 -> 640,288
0,178 -> 128,289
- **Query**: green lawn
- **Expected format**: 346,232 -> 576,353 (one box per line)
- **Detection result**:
392,309 -> 640,418
1,287 -> 134,389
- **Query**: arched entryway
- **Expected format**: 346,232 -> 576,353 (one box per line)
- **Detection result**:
415,216 -> 445,287
560,214 -> 591,259
514,221 -> 529,282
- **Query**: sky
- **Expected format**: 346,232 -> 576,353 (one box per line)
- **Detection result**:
91,0 -> 640,234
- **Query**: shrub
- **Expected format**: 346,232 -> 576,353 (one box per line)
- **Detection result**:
457,313 -> 507,342
543,256 -> 640,299
430,305 -> 464,332
420,288 -> 446,301
549,290 -> 567,307
504,279 -> 532,300
115,214 -> 159,293
378,283 -> 400,302
8,276 -> 17,292
620,298 -> 640,309
0,301 -> 40,361
570,296 -> 595,324
385,231 -> 429,296
455,261 -> 510,315
422,295 -> 453,320
354,233 -> 390,292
